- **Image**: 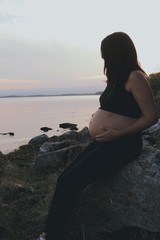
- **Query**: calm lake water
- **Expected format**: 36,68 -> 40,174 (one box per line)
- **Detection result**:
0,95 -> 100,153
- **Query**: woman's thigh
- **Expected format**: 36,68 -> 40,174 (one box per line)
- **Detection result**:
57,140 -> 131,193
59,141 -> 96,178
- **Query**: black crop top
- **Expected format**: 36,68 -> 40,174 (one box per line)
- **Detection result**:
99,84 -> 142,118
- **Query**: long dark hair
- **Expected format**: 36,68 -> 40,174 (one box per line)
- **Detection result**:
101,32 -> 145,87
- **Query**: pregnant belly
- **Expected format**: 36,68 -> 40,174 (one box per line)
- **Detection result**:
88,110 -> 110,137
88,109 -> 137,138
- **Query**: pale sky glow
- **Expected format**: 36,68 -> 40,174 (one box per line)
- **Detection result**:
0,0 -> 160,96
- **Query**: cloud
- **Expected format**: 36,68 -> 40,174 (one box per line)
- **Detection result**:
0,37 -> 101,79
0,78 -> 42,90
0,0 -> 22,24
0,36 -> 103,94
0,13 -> 21,23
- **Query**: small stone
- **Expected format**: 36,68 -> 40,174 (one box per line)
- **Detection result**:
40,127 -> 52,132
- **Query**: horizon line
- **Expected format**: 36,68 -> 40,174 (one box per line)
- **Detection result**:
0,91 -> 102,98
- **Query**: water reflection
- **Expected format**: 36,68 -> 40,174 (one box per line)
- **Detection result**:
0,95 -> 99,153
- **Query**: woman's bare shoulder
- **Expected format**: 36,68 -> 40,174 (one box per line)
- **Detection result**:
126,70 -> 148,92
129,70 -> 148,79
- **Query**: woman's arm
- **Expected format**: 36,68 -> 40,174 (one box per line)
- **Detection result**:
96,71 -> 158,141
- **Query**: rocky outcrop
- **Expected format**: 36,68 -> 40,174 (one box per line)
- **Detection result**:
31,123 -> 160,236
28,134 -> 49,151
59,122 -> 78,130
144,119 -> 160,134
35,144 -> 85,168
40,127 -> 52,132
0,132 -> 14,136
1,121 -> 160,240
74,141 -> 160,235
34,127 -> 91,167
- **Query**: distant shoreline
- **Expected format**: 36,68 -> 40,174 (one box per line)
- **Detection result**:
0,92 -> 102,98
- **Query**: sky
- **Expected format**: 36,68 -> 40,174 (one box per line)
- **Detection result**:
0,0 -> 160,96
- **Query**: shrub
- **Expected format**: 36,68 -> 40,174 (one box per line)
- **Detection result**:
148,72 -> 160,101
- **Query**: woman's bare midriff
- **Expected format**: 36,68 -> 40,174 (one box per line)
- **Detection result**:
88,109 -> 138,138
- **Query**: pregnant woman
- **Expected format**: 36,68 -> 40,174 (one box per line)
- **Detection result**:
37,32 -> 158,240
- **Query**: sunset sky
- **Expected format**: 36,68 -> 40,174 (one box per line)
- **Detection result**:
0,0 -> 160,96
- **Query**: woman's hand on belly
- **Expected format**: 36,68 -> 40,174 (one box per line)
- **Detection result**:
95,127 -> 121,142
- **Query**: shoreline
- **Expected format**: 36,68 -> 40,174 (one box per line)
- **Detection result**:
0,125 -> 86,154
0,92 -> 102,99
0,94 -> 99,154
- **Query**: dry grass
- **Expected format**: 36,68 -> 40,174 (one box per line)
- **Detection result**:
0,144 -> 59,240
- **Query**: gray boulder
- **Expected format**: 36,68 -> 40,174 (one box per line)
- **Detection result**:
75,140 -> 160,234
144,119 -> 160,134
35,127 -> 92,167
58,127 -> 91,143
40,140 -> 79,153
59,122 -> 78,130
28,134 -> 49,147
35,144 -> 85,168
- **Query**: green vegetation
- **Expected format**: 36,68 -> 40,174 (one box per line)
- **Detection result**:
148,72 -> 160,101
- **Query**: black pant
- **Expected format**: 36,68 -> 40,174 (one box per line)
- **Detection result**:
44,134 -> 142,240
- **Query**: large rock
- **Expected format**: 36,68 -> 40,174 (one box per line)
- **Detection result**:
39,140 -> 80,153
144,119 -> 160,134
35,144 -> 85,168
35,127 -> 91,167
74,140 -> 160,234
28,134 -> 49,147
